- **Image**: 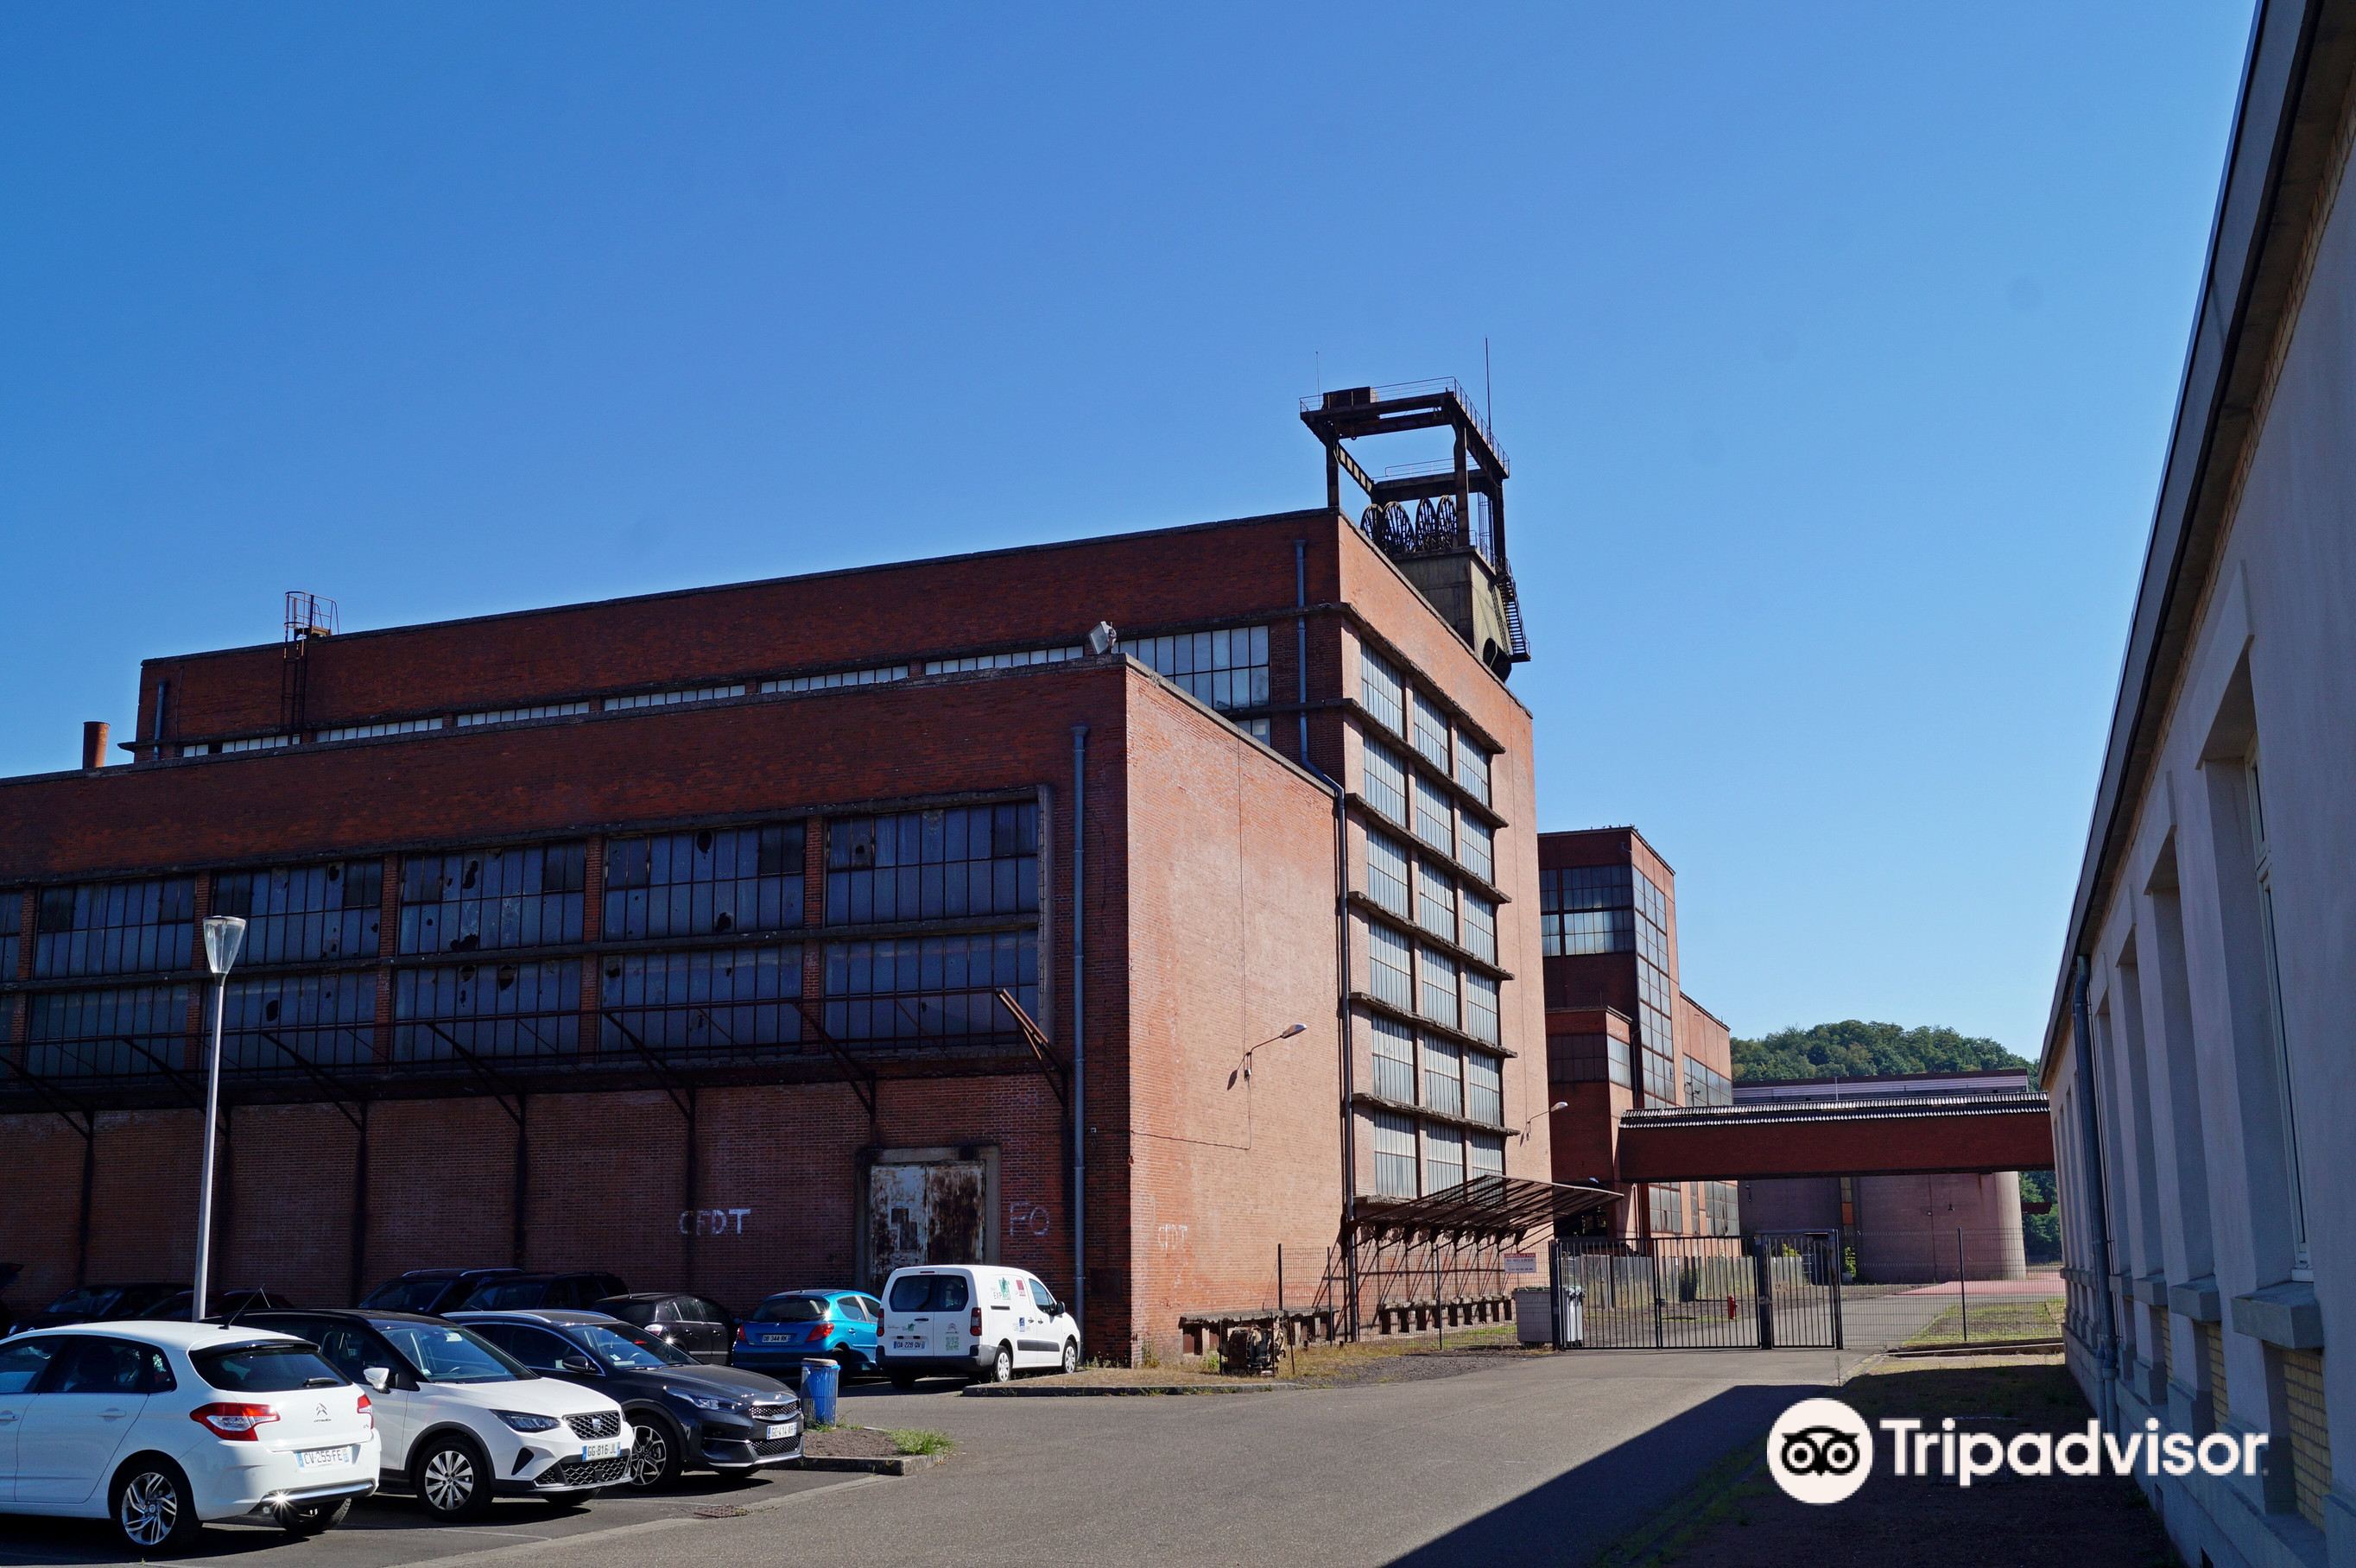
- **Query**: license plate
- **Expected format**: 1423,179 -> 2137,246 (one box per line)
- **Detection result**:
761,1330 -> 792,1344
765,1421 -> 797,1440
297,1446 -> 354,1470
892,1337 -> 923,1350
584,1439 -> 620,1461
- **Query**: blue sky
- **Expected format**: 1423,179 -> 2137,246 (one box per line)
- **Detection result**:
0,3 -> 2257,1055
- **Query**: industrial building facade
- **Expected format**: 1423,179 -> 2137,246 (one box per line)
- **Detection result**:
0,389 -> 1560,1357
2043,3 -> 2356,1564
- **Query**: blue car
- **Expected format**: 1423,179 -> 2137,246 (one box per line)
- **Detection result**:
734,1289 -> 883,1375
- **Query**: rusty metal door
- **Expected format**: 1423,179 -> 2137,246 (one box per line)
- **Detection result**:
865,1159 -> 986,1287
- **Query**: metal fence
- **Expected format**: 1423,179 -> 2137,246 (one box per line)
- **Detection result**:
1558,1230 -> 1844,1350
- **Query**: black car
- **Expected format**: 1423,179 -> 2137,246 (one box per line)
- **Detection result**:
454,1309 -> 800,1489
594,1292 -> 736,1364
152,1285 -> 302,1322
452,1272 -> 627,1312
8,1280 -> 184,1333
359,1267 -> 522,1315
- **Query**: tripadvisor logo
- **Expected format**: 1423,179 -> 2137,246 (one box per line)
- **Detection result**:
1767,1396 -> 2270,1505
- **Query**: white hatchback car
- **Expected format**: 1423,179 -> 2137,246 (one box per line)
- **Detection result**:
244,1310 -> 630,1521
879,1265 -> 1080,1386
0,1320 -> 378,1552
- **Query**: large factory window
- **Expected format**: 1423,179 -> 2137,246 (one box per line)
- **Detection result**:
223,971 -> 377,1071
1358,648 -> 1405,735
826,803 -> 1037,926
822,930 -> 1036,1045
1416,946 -> 1460,1030
1454,740 -> 1492,806
1129,626 -> 1270,712
1540,865 -> 1634,957
1468,1131 -> 1505,1180
1368,1014 -> 1416,1103
1420,1035 -> 1464,1116
1358,737 -> 1408,826
394,960 -> 580,1059
1466,1051 -> 1504,1125
1411,775 -> 1455,858
212,861 -> 383,964
1411,690 -> 1452,772
1464,972 -> 1500,1046
1422,1124 -> 1466,1193
398,844 -> 586,955
25,984 -> 191,1078
1365,831 -> 1410,919
600,945 -> 802,1057
0,894 -> 19,979
1459,814 -> 1493,885
33,878 -> 195,978
605,824 -> 804,941
1365,921 -> 1413,1010
1460,892 -> 1497,964
1371,1111 -> 1417,1197
1414,862 -> 1456,944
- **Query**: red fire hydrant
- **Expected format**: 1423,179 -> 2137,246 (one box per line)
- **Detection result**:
1726,1294 -> 1738,1320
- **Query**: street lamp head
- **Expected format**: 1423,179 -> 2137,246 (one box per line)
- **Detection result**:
1551,1100 -> 1569,1112
1280,1023 -> 1308,1039
201,915 -> 247,977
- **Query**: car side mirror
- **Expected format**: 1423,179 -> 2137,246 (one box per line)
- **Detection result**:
558,1356 -> 600,1375
362,1367 -> 391,1393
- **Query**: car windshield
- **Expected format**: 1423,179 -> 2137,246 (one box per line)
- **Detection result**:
377,1322 -> 530,1382
45,1287 -> 124,1316
580,1324 -> 694,1369
360,1279 -> 457,1313
195,1344 -> 348,1393
750,1295 -> 829,1323
887,1274 -> 969,1312
460,1280 -> 550,1311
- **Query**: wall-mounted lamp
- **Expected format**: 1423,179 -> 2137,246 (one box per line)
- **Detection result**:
1086,621 -> 1118,656
1238,1022 -> 1309,1082
1517,1100 -> 1570,1141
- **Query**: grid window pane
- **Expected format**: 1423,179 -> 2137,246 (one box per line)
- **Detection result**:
223,971 -> 377,1072
1683,1057 -> 1731,1108
1368,1014 -> 1416,1103
1415,862 -> 1456,943
600,945 -> 803,1058
1542,865 -> 1634,957
1641,1045 -> 1678,1107
1416,946 -> 1460,1029
1359,737 -> 1408,827
393,960 -> 580,1060
32,878 -> 195,978
1467,1131 -> 1504,1179
1422,1124 -> 1465,1195
605,824 -> 805,941
1465,971 -> 1500,1045
1411,775 -> 1455,857
25,985 -> 190,1078
1461,894 -> 1497,964
1459,815 -> 1492,884
1365,831 -> 1410,918
1455,742 -> 1492,806
1466,1051 -> 1504,1124
825,804 -> 1037,926
212,861 -> 383,964
0,893 -> 21,979
1553,1033 -> 1631,1090
1421,1035 -> 1463,1116
923,645 -> 1081,673
397,844 -> 586,955
1365,921 -> 1413,1010
1130,625 -> 1270,713
1371,1111 -> 1417,1196
1411,690 -> 1451,771
822,931 -> 1037,1045
1359,648 -> 1405,735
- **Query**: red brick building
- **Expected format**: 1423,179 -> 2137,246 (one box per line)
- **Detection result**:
0,390 -> 1555,1356
1538,825 -> 1738,1240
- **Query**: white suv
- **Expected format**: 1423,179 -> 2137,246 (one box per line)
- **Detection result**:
245,1310 -> 630,1521
0,1320 -> 378,1552
879,1265 -> 1080,1386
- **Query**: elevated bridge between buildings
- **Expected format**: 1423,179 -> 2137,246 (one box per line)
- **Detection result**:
1613,1084 -> 2053,1182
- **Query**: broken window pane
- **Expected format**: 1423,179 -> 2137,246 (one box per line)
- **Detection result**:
25,984 -> 192,1078
223,971 -> 377,1072
393,960 -> 580,1060
397,844 -> 586,955
821,931 -> 1036,1045
825,804 -> 1037,926
603,824 -> 804,941
212,861 -> 383,964
599,945 -> 802,1060
31,878 -> 195,978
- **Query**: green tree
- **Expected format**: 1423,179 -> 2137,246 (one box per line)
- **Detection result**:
1731,1020 -> 2029,1083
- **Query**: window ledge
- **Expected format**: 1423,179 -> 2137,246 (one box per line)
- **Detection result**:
2229,1280 -> 2323,1350
1343,795 -> 1511,904
1347,990 -> 1516,1058
2169,1274 -> 2222,1323
1344,892 -> 1513,981
2132,1271 -> 2169,1306
1350,1090 -> 1512,1141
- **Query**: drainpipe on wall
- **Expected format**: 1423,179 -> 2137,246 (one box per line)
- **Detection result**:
2070,955 -> 2119,1432
1306,763 -> 1358,1337
1294,541 -> 1312,762
1070,724 -> 1089,1347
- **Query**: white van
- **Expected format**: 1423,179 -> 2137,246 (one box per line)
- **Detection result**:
877,1266 -> 1080,1387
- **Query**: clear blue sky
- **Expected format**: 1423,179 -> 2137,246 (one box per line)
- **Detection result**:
0,3 -> 2257,1057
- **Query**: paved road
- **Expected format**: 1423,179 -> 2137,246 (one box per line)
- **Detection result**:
5,1293 -> 1945,1568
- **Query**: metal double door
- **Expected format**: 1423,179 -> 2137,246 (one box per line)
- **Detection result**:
1555,1230 -> 1843,1350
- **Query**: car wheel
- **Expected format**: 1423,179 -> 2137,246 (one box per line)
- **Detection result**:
281,1497 -> 352,1536
1060,1339 -> 1080,1375
833,1347 -> 868,1377
625,1412 -> 685,1490
415,1433 -> 494,1521
978,1344 -> 1013,1384
111,1457 -> 202,1553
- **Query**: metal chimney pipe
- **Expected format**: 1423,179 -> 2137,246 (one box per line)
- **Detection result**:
80,721 -> 110,770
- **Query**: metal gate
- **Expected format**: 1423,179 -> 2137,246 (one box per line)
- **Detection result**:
1555,1230 -> 1843,1350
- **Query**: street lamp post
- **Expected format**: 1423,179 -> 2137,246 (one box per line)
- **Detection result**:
1518,1100 -> 1570,1141
192,915 -> 246,1322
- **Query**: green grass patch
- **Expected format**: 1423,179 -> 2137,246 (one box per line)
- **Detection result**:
1906,1296 -> 2064,1346
888,1428 -> 954,1457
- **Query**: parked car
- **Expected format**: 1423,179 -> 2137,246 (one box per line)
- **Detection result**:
244,1308 -> 630,1520
878,1265 -> 1080,1387
455,1310 -> 800,1489
0,1320 -> 377,1551
451,1271 -> 627,1312
594,1291 -> 736,1364
734,1289 -> 883,1376
149,1286 -> 302,1323
358,1267 -> 521,1316
7,1281 -> 184,1334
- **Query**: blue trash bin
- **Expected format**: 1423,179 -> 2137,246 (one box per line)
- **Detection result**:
801,1357 -> 839,1426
